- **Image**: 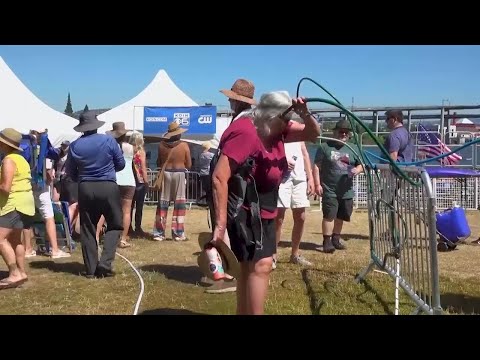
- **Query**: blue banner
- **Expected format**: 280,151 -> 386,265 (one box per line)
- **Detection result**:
143,106 -> 216,136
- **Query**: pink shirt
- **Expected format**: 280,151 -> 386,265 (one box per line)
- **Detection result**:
219,116 -> 289,219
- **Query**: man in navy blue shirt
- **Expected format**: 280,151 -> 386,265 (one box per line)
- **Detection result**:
66,111 -> 125,278
384,109 -> 414,163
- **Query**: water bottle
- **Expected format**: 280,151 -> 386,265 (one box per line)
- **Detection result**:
283,155 -> 298,182
205,245 -> 226,280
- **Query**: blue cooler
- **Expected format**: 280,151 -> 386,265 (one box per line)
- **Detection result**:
436,206 -> 471,243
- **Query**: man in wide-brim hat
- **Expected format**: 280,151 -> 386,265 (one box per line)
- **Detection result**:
220,78 -> 256,126
162,121 -> 188,139
152,120 -> 191,242
107,122 -> 130,139
220,78 -> 256,106
73,111 -> 105,133
66,111 -> 126,278
313,118 -> 363,254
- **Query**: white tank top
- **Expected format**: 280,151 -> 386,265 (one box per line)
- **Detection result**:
116,142 -> 136,187
284,142 -> 306,181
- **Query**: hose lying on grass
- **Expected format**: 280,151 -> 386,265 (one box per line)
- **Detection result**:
115,251 -> 145,315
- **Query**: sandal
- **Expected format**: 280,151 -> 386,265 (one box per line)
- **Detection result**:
118,240 -> 131,248
0,278 -> 28,290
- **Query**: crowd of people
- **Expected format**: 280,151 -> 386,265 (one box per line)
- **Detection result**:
0,78 -> 414,314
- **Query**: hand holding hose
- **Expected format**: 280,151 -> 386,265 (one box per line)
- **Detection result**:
292,97 -> 311,119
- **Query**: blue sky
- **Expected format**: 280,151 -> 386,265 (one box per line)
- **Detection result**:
0,45 -> 479,112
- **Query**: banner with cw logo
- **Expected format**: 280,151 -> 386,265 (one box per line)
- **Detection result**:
143,106 -> 216,135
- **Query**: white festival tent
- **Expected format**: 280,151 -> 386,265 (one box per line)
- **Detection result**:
0,56 -> 79,146
96,69 -> 230,148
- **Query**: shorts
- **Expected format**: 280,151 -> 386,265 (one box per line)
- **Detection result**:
119,186 -> 136,200
33,189 -> 54,219
277,178 -> 310,209
322,197 -> 354,222
227,208 -> 276,263
0,210 -> 34,229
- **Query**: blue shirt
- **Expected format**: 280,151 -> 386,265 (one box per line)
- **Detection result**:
384,126 -> 414,163
66,133 -> 125,183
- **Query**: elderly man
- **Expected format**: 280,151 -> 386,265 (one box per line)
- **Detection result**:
66,111 -> 125,278
314,119 -> 363,253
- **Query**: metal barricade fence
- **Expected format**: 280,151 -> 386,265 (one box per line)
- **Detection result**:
352,173 -> 480,210
355,164 -> 442,315
144,169 -> 204,208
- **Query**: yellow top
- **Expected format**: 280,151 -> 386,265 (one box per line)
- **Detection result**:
0,153 -> 35,216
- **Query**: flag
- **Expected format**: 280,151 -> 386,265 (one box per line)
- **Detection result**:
417,124 -> 462,165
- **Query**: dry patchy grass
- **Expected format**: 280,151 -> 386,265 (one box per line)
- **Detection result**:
0,206 -> 479,315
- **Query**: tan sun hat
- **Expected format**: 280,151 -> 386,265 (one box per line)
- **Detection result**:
107,122 -> 130,139
163,121 -> 188,139
197,232 -> 240,280
220,79 -> 256,105
0,128 -> 23,151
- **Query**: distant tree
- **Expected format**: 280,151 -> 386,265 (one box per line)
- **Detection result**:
64,93 -> 73,115
84,104 -> 89,112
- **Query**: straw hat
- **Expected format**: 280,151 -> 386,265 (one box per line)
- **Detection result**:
74,111 -> 105,133
163,121 -> 188,139
0,128 -> 23,151
197,232 -> 240,280
107,122 -> 129,138
220,79 -> 256,105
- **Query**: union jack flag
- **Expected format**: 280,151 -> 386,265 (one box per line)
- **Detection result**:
417,124 -> 462,165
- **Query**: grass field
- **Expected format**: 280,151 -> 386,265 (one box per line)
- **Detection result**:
1,206 -> 479,315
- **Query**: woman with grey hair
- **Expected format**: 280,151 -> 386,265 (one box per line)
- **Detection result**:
211,91 -> 320,314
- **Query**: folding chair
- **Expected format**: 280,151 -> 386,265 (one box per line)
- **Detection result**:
32,201 -> 75,254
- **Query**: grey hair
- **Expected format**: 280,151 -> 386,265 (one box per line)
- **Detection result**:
252,91 -> 293,128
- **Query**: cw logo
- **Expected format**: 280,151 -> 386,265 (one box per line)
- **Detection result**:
198,115 -> 213,124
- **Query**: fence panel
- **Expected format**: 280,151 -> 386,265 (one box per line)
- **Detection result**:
355,165 -> 442,315
145,170 -> 204,207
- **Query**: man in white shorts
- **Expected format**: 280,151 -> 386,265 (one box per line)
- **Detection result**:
23,131 -> 70,259
274,141 -> 314,268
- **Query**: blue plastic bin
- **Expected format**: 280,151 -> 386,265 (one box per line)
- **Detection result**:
436,206 -> 471,243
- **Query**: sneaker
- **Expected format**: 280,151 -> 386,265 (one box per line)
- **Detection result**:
153,236 -> 165,241
271,257 -> 277,270
173,236 -> 188,242
50,250 -> 71,259
290,254 -> 312,266
25,250 -> 37,258
204,279 -> 237,294
322,238 -> 336,254
199,276 -> 215,286
94,267 -> 116,278
332,237 -> 346,250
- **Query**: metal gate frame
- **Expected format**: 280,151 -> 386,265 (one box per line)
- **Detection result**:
355,164 -> 443,315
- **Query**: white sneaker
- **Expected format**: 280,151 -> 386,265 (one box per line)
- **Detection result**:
153,236 -> 165,241
25,250 -> 37,258
290,254 -> 312,266
51,250 -> 71,259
